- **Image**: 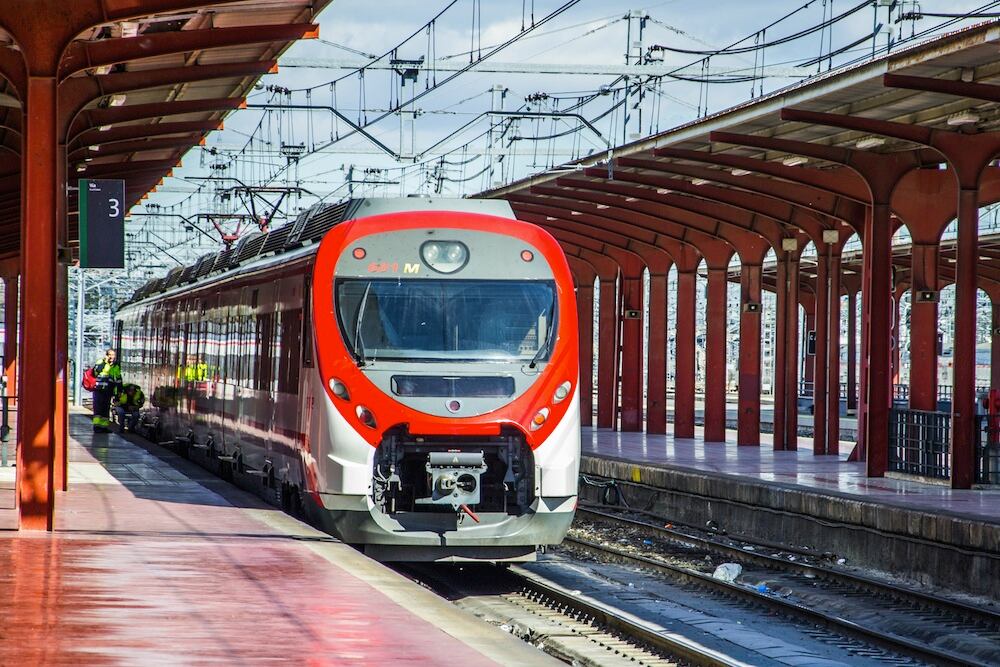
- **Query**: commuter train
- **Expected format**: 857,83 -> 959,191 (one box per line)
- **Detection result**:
116,198 -> 581,561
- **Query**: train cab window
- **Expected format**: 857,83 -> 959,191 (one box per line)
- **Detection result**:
336,279 -> 556,363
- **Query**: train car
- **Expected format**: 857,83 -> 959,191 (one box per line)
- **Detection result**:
116,197 -> 580,561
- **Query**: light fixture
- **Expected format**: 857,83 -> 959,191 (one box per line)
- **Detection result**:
94,65 -> 112,76
119,21 -> 140,38
856,136 -> 885,149
570,210 -> 581,215
947,110 -> 980,126
328,378 -> 350,401
595,203 -> 609,209
355,405 -> 377,429
624,196 -> 638,202
421,241 -> 468,274
656,187 -> 671,194
88,145 -> 100,152
545,216 -> 557,221
530,407 -> 550,431
76,165 -> 86,172
782,156 -> 808,166
691,178 -> 709,185
731,168 -> 751,176
552,381 -> 572,404
98,125 -> 111,132
108,94 -> 127,107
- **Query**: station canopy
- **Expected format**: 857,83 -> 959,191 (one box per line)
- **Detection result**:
0,0 -> 329,258
483,20 -> 1000,299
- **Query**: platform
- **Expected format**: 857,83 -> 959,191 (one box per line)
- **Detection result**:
0,411 -> 553,665
580,423 -> 1000,598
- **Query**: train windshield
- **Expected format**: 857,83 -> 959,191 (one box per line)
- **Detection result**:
336,279 -> 556,363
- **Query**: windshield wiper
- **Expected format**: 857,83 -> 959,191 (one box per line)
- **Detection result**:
528,301 -> 556,369
353,282 -> 373,366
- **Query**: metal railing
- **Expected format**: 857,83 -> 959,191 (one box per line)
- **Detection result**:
889,408 -> 951,480
976,416 -> 1000,485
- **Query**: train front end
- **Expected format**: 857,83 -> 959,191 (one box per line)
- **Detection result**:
308,203 -> 580,561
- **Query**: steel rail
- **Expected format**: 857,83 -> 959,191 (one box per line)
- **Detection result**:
578,505 -> 1000,630
508,565 -> 748,667
562,533 -> 990,667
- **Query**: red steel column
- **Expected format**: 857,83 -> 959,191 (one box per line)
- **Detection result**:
846,289 -> 858,414
646,270 -> 669,434
19,75 -> 58,530
864,203 -> 893,478
854,212 -> 873,461
576,280 -> 594,427
813,251 -> 830,455
620,267 -> 645,431
596,277 -> 618,429
54,139 -> 69,493
54,265 -> 68,492
674,270 -> 697,438
891,290 -> 902,387
737,263 -> 763,445
773,257 -> 788,450
992,298 -> 1000,392
826,254 -> 842,454
951,187 -> 979,488
908,243 -> 939,411
704,267 -> 728,442
785,255 -> 801,450
4,277 -> 17,406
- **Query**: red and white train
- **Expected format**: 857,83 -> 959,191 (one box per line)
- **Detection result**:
117,198 -> 580,561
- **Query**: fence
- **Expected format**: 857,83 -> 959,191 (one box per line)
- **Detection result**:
888,408 -> 951,480
976,415 -> 1000,485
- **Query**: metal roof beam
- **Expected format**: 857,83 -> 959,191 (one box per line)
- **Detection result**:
60,23 -> 318,80
68,96 -> 244,139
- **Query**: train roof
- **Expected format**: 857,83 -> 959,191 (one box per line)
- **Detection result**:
121,197 -> 514,307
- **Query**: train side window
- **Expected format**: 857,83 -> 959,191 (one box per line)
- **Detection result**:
302,276 -> 313,368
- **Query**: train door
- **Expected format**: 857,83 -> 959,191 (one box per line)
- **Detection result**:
222,290 -> 243,454
233,286 -> 259,461
271,274 -> 303,473
297,274 -> 315,488
244,283 -> 275,471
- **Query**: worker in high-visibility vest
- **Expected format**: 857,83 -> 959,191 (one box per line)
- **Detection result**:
176,354 -> 208,382
115,383 -> 145,432
92,348 -> 122,433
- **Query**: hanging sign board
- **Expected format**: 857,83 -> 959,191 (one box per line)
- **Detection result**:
79,179 -> 125,268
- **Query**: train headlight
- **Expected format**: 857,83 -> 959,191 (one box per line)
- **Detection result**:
552,381 -> 572,404
421,241 -> 468,274
328,378 -> 350,401
356,405 -> 377,429
530,407 -> 549,431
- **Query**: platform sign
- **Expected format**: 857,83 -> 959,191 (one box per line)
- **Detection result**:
79,179 -> 125,268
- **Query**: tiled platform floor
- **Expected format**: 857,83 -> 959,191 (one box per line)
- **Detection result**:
585,423 -> 1000,523
0,411 -> 552,665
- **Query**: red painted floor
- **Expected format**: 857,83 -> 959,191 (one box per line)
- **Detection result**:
0,414 -> 517,665
585,425 -> 1000,521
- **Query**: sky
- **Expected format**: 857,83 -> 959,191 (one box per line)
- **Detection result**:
122,0 -> 1000,277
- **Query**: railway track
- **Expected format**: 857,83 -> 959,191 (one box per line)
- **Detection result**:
570,505 -> 1000,667
402,562 -> 741,666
